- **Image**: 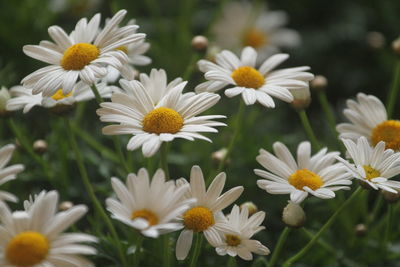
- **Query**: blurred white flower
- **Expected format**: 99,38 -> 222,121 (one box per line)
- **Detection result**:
0,144 -> 24,203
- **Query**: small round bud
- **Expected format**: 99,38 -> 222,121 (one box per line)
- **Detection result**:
282,201 -> 306,228
240,202 -> 258,216
212,148 -> 228,163
366,31 -> 385,49
290,88 -> 311,110
392,38 -> 400,56
355,223 -> 367,237
310,75 -> 328,92
33,140 -> 47,154
381,189 -> 400,204
191,35 -> 208,51
59,201 -> 74,211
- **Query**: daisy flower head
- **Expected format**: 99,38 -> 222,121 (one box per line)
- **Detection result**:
97,78 -> 226,157
0,144 -> 24,203
175,166 -> 244,260
6,82 -> 113,114
195,46 -> 314,108
255,141 -> 353,203
211,2 -> 300,59
0,190 -> 97,266
337,136 -> 400,193
336,93 -> 400,151
106,168 -> 194,238
213,205 -> 270,261
22,9 -> 145,97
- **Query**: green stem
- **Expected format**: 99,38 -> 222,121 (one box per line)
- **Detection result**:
317,92 -> 337,136
298,110 -> 320,150
90,84 -> 103,104
190,233 -> 203,267
64,118 -> 128,267
227,256 -> 237,267
301,228 -> 337,255
183,53 -> 201,81
386,61 -> 400,118
163,235 -> 171,267
133,235 -> 144,267
268,227 -> 291,267
383,204 -> 394,251
282,187 -> 362,267
367,194 -> 383,226
160,143 -> 170,180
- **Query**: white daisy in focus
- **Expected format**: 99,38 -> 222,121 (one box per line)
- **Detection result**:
211,2 -> 300,59
175,166 -> 244,260
0,144 -> 24,203
22,9 -> 145,97
6,82 -> 113,113
0,190 -> 97,266
195,46 -> 314,108
336,93 -> 400,151
337,137 -> 400,193
213,205 -> 270,260
255,141 -> 353,203
97,79 -> 225,157
106,168 -> 194,238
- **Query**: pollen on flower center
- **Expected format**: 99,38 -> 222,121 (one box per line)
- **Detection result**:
183,206 -> 215,232
231,66 -> 265,89
132,209 -> 159,226
116,46 -> 129,54
142,107 -> 184,134
363,165 -> 381,181
288,169 -> 323,191
225,234 -> 241,247
51,89 -> 73,101
243,28 -> 268,48
371,120 -> 400,151
61,43 -> 100,70
6,231 -> 49,266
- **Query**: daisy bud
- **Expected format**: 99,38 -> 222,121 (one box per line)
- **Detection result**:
282,201 -> 306,228
212,148 -> 229,163
191,35 -> 208,51
290,87 -> 311,111
310,75 -> 328,92
392,38 -> 400,56
355,223 -> 367,237
381,189 -> 400,204
33,140 -> 47,154
0,87 -> 11,117
366,31 -> 385,49
59,201 -> 74,211
240,201 -> 258,216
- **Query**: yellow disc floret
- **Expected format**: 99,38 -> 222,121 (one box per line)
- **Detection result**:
231,66 -> 265,89
243,28 -> 268,48
61,43 -> 100,70
6,231 -> 49,266
142,107 -> 184,134
183,206 -> 215,232
371,120 -> 400,151
225,234 -> 241,247
116,46 -> 129,54
363,165 -> 381,181
132,209 -> 159,226
51,89 -> 73,101
288,169 -> 323,191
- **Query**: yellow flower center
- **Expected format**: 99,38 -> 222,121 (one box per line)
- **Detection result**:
363,165 -> 381,181
243,28 -> 268,48
288,169 -> 324,191
131,209 -> 159,226
61,43 -> 100,70
371,120 -> 400,151
225,234 -> 241,247
51,89 -> 73,101
116,46 -> 129,54
231,66 -> 265,89
6,231 -> 49,266
183,206 -> 215,232
142,107 -> 184,134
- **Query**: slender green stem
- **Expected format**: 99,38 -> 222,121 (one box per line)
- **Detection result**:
383,205 -> 394,251
189,233 -> 203,267
317,92 -> 337,136
183,53 -> 201,81
301,228 -> 337,255
160,143 -> 170,180
64,118 -> 128,267
367,194 -> 383,226
227,256 -> 237,267
133,235 -> 144,267
90,84 -> 103,104
298,110 -> 320,150
268,227 -> 291,267
282,187 -> 362,267
386,61 -> 400,118
163,235 -> 171,267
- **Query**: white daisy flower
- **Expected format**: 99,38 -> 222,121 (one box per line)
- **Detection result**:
106,168 -> 194,238
213,205 -> 270,261
97,78 -> 225,157
22,9 -> 145,97
0,190 -> 97,266
175,166 -> 244,260
195,46 -> 314,108
211,2 -> 301,59
255,141 -> 353,203
337,137 -> 400,193
0,87 -> 11,115
6,82 -> 113,113
0,144 -> 24,203
336,93 -> 400,151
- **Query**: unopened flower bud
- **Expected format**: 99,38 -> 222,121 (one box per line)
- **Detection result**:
282,201 -> 306,228
355,223 -> 367,236
310,75 -> 328,92
240,202 -> 258,216
290,87 -> 311,110
212,148 -> 228,163
59,201 -> 74,211
392,38 -> 400,56
33,139 -> 47,154
381,189 -> 400,204
0,87 -> 11,117
366,31 -> 385,49
191,35 -> 208,51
